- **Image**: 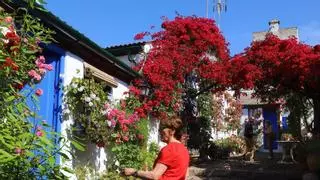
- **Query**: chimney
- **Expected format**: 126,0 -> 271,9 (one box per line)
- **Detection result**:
268,19 -> 280,34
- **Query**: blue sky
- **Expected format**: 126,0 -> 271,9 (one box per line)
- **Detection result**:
45,0 -> 320,55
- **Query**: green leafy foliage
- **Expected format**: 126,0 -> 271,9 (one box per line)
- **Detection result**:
214,135 -> 245,154
188,92 -> 212,155
64,77 -> 109,144
109,141 -> 159,174
0,7 -> 82,179
0,107 -> 81,179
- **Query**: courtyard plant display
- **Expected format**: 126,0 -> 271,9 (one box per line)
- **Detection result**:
230,34 -> 320,135
214,135 -> 245,155
64,77 -> 157,173
64,77 -> 148,146
0,4 -> 84,179
2,1 -> 320,178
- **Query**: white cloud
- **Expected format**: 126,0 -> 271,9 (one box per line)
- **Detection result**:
300,21 -> 320,45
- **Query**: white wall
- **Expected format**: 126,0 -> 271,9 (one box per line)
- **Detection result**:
112,78 -> 129,102
61,52 -> 84,179
61,52 -> 110,176
148,118 -> 160,145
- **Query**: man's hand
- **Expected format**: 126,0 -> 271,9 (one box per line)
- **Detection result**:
124,168 -> 136,176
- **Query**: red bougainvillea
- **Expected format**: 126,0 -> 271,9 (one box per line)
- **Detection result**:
131,16 -> 230,119
230,34 -> 320,134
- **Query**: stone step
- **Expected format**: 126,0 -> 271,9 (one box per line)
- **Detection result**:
188,166 -> 301,180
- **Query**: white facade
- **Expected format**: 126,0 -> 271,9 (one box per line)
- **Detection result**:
60,52 -> 83,179
61,51 -> 133,176
60,42 -> 162,177
112,77 -> 129,102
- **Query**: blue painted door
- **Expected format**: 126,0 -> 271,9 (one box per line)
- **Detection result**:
263,106 -> 278,149
35,50 -> 63,133
23,45 -> 65,135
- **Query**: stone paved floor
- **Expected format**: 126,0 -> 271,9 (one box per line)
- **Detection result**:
188,152 -> 304,180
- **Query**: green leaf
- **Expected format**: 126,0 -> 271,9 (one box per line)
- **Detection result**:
5,96 -> 15,102
71,140 -> 85,151
62,166 -> 74,174
48,156 -> 55,167
39,136 -> 54,148
0,136 -> 14,149
58,152 -> 70,160
0,149 -> 15,163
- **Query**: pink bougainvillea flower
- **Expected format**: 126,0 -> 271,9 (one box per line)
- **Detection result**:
15,147 -> 22,155
4,16 -> 13,23
134,32 -> 148,40
34,74 -> 41,81
122,136 -> 129,142
35,88 -> 43,96
121,124 -> 128,132
111,120 -> 116,127
137,134 -> 144,140
38,56 -> 45,63
43,64 -> 53,71
103,103 -> 110,109
28,70 -> 41,81
36,130 -> 44,137
35,56 -> 46,66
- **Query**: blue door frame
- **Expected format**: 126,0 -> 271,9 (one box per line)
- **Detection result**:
263,106 -> 278,149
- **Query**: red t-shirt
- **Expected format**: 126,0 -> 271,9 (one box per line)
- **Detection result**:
155,142 -> 189,180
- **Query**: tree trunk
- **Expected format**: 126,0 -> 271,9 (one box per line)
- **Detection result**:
313,97 -> 320,135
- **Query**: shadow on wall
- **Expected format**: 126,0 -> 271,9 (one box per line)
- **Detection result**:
73,141 -> 101,171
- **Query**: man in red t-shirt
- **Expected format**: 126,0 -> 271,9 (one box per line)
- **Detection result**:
124,116 -> 190,179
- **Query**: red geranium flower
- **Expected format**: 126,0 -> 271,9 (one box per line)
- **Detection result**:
35,88 -> 43,96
